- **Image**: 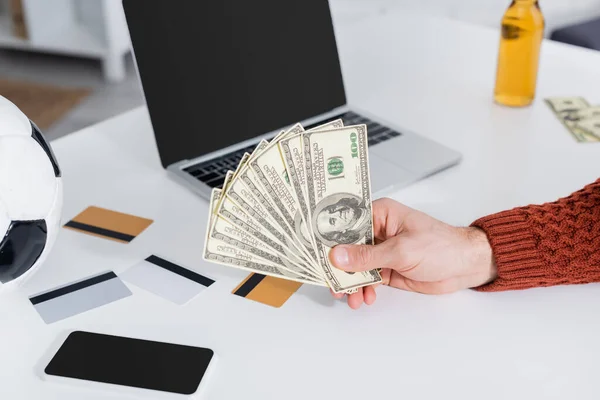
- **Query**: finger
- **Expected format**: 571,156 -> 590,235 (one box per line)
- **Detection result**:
330,289 -> 345,299
347,289 -> 364,310
329,238 -> 398,273
380,269 -> 392,286
372,198 -> 414,240
363,285 -> 377,305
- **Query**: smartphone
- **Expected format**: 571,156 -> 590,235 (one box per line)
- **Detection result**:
40,330 -> 216,398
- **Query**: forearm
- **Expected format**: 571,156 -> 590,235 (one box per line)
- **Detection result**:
470,179 -> 600,292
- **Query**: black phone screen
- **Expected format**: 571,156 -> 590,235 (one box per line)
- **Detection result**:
44,331 -> 214,395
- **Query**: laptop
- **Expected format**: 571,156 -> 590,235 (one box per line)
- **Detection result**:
121,0 -> 461,201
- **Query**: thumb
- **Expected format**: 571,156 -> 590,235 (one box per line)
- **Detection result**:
329,239 -> 397,272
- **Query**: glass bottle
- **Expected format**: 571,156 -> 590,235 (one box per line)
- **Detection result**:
493,0 -> 545,107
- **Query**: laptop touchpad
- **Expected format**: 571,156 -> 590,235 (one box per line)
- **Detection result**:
368,153 -> 415,197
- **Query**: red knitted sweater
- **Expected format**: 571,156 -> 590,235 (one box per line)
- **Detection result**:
470,179 -> 600,292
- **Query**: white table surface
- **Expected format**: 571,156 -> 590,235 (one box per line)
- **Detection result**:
2,7 -> 600,400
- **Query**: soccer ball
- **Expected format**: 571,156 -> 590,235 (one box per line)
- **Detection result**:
0,95 -> 63,288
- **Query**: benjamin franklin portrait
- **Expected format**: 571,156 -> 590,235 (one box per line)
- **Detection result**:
311,193 -> 371,248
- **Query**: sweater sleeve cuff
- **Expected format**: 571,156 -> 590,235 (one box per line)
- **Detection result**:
470,208 -> 547,292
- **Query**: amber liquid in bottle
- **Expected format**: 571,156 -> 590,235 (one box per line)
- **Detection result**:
494,0 -> 545,107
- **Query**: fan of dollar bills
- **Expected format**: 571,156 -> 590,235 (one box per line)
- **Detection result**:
202,120 -> 383,294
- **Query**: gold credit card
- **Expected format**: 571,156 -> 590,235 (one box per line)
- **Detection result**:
63,206 -> 153,243
232,273 -> 302,308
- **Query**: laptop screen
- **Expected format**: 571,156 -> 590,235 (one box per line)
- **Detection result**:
123,0 -> 347,168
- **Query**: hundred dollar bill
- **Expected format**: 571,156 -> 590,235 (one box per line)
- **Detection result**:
226,141 -> 282,230
204,188 -> 279,272
571,105 -> 600,121
545,97 -> 600,142
218,191 -> 324,281
224,176 -> 313,265
576,116 -> 600,140
222,145 -> 315,257
217,171 -> 323,281
214,154 -> 251,211
279,119 -> 345,264
233,153 -> 251,180
545,97 -> 589,113
236,145 -> 319,269
220,171 -> 289,256
303,124 -> 382,293
570,106 -> 600,140
209,213 -> 322,282
221,142 -> 319,275
205,193 -> 283,273
203,189 -> 321,285
249,123 -> 323,266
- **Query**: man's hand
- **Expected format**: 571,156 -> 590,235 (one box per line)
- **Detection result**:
328,198 -> 497,309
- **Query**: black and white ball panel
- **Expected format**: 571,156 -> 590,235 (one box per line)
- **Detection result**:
31,122 -> 61,177
0,220 -> 47,283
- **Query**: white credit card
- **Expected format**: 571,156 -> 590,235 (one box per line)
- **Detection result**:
29,271 -> 132,324
121,255 -> 215,305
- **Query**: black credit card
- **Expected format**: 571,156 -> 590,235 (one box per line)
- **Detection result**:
44,331 -> 215,395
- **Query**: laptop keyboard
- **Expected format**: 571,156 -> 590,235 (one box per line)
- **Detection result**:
183,111 -> 402,189
338,111 -> 402,146
182,143 -> 258,189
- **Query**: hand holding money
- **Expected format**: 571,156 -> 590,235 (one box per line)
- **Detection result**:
203,120 -> 382,294
329,198 -> 497,309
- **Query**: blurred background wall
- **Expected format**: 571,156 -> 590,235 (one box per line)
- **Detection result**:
0,0 -> 599,141
336,0 -> 600,35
